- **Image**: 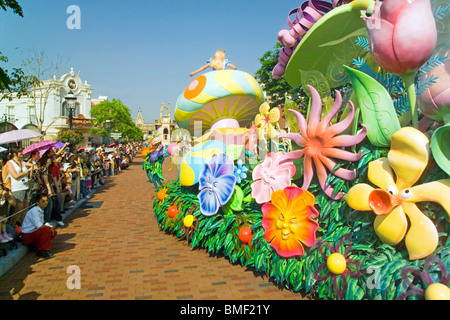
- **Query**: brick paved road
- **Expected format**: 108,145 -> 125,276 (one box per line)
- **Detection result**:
0,155 -> 307,300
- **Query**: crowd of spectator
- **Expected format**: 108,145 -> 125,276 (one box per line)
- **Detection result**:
0,142 -> 140,258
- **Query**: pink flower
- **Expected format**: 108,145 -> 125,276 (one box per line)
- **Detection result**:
418,54 -> 450,121
251,152 -> 296,204
364,0 -> 437,75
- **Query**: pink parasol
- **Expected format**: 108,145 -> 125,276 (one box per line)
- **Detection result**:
23,140 -> 65,156
0,129 -> 42,145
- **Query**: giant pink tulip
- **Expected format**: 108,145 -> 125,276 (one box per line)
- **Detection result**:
363,0 -> 438,129
363,0 -> 437,75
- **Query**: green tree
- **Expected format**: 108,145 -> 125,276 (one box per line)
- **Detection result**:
90,99 -> 143,141
0,0 -> 22,16
254,43 -> 308,112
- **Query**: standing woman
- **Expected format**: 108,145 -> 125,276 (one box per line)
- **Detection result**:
5,147 -> 33,226
37,155 -> 55,223
0,181 -> 16,243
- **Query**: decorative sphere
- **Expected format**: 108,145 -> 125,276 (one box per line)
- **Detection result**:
327,253 -> 347,275
167,142 -> 178,156
425,283 -> 450,300
168,205 -> 179,218
238,226 -> 253,244
183,214 -> 195,228
157,189 -> 167,201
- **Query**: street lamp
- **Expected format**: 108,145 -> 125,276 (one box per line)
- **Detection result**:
105,119 -> 111,145
64,90 -> 77,131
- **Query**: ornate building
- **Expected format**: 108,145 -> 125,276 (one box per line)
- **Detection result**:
135,103 -> 176,145
0,68 -> 104,145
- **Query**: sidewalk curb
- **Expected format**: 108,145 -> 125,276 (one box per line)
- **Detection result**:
0,185 -> 103,278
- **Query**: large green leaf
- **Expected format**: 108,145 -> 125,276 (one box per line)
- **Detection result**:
344,65 -> 400,147
225,144 -> 245,161
229,185 -> 244,211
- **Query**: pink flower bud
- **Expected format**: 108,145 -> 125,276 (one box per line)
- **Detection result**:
418,53 -> 450,121
363,0 -> 437,75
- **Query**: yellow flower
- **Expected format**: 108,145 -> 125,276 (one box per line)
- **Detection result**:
345,127 -> 450,260
254,103 -> 280,139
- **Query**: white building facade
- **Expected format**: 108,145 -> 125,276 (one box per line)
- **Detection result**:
0,68 -> 104,144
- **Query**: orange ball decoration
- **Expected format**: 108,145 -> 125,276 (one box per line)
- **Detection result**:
238,226 -> 253,244
157,189 -> 167,201
168,205 -> 180,218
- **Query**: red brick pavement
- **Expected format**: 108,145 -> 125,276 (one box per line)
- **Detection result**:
0,155 -> 308,300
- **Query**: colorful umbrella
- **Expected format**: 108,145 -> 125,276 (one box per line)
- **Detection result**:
0,129 -> 42,145
22,140 -> 64,156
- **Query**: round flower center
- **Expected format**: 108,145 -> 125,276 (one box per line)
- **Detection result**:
183,215 -> 194,228
306,138 -> 324,157
327,253 -> 347,275
236,169 -> 241,174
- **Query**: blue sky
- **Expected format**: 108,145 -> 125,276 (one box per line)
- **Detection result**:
0,0 -> 304,123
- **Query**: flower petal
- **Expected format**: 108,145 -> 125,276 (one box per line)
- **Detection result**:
270,188 -> 289,213
252,157 -> 271,180
325,101 -> 355,138
213,174 -> 236,205
279,132 -> 306,147
198,163 -> 212,190
268,168 -> 292,192
259,102 -> 270,115
318,154 -> 357,181
284,186 -> 316,213
321,147 -> 362,162
368,157 -> 396,190
288,109 -> 309,140
268,107 -> 280,123
392,0 -> 437,73
251,180 -> 272,204
261,202 -> 281,242
402,202 -> 439,260
210,153 -> 234,177
316,89 -> 342,137
374,205 -> 408,246
198,188 -> 220,216
388,127 -> 429,190
306,85 -> 323,137
325,126 -> 367,148
270,236 -> 306,258
302,155 -> 314,190
344,183 -> 374,211
408,179 -> 450,218
290,208 -> 319,248
364,18 -> 405,74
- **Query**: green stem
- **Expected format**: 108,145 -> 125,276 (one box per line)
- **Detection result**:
351,106 -> 361,153
401,72 -> 418,129
306,96 -> 312,122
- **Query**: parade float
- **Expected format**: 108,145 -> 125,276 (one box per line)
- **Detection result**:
149,0 -> 450,300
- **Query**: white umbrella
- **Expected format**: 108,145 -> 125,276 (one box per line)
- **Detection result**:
0,129 -> 42,145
